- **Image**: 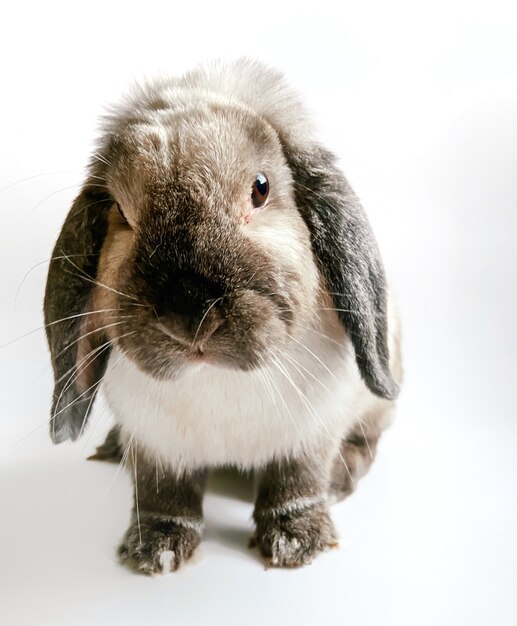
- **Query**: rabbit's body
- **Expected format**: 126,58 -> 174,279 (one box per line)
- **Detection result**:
45,59 -> 402,573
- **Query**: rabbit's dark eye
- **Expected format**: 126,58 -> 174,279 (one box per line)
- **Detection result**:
251,173 -> 269,208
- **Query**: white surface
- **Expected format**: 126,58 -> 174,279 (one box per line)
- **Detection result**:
1,1 -> 516,625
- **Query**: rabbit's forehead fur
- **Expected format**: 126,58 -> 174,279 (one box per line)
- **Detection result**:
107,106 -> 292,222
92,94 -> 323,377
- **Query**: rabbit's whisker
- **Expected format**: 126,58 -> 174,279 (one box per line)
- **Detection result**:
192,296 -> 224,346
269,354 -> 327,440
295,324 -> 344,349
55,336 -> 116,386
282,351 -> 335,398
51,330 -> 135,440
78,352 -> 124,450
55,319 -> 131,359
132,441 -> 143,547
271,352 -> 354,484
50,331 -> 136,439
257,354 -> 304,442
81,182 -> 111,191
79,399 -> 105,451
68,197 -> 113,216
93,431 -> 135,506
79,381 -> 102,440
318,307 -> 361,315
51,348 -> 112,443
91,151 -> 112,167
46,308 -> 122,328
88,174 -> 110,183
286,333 -> 339,382
65,270 -> 148,306
0,308 -> 121,351
14,254 -> 101,308
254,364 -> 292,442
0,171 -> 85,195
61,252 -> 145,304
56,326 -> 135,391
28,184 -> 84,215
50,378 -> 103,430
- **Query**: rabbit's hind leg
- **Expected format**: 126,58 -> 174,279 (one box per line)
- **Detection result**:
87,425 -> 123,463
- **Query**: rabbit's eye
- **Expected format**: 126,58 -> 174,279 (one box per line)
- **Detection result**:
251,173 -> 269,208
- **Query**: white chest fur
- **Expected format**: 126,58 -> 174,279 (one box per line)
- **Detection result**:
102,329 -> 369,472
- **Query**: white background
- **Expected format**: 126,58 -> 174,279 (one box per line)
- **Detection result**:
1,1 -> 516,624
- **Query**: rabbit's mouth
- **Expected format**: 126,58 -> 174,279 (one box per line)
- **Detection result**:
112,289 -> 292,380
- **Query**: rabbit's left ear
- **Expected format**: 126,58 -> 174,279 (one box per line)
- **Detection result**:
44,182 -> 113,443
283,143 -> 399,400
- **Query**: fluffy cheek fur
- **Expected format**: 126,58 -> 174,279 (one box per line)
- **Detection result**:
89,210 -> 134,339
243,202 -> 320,331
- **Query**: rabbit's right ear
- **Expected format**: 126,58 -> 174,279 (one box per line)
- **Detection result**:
44,183 -> 112,443
281,142 -> 399,401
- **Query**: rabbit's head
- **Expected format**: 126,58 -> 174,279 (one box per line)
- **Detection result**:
44,60 -> 398,443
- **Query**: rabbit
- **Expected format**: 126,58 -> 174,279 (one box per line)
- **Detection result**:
44,59 -> 402,574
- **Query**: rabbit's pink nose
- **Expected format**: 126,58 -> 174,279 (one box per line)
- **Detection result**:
156,310 -> 224,349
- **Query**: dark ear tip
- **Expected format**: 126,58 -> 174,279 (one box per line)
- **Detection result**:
50,428 -> 71,444
383,381 -> 400,401
50,421 -> 72,444
49,406 -> 86,444
366,376 -> 400,401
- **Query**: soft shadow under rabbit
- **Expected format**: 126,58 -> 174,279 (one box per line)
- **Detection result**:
44,59 -> 402,574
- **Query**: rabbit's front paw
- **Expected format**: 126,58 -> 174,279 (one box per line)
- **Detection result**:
253,505 -> 338,568
118,513 -> 204,575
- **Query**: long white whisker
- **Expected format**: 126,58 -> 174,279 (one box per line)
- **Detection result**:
55,337 -> 115,387
78,353 -> 124,450
61,252 -> 144,304
54,319 -> 130,359
258,354 -> 304,442
52,330 -> 135,436
92,151 -> 111,167
270,353 -> 354,485
14,254 -> 100,308
92,431 -> 134,507
133,441 -> 143,546
356,420 -> 374,460
282,351 -> 335,398
286,333 -> 339,382
319,307 -> 361,314
50,377 -> 103,427
51,331 -> 134,439
296,325 -> 344,349
29,184 -> 82,215
0,309 -> 121,351
0,171 -> 82,194
254,361 -> 289,439
78,383 -> 102,440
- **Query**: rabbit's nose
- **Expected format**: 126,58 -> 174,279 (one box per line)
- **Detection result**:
156,307 -> 224,350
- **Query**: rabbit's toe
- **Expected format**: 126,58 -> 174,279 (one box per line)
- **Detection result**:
118,513 -> 204,575
253,505 -> 338,568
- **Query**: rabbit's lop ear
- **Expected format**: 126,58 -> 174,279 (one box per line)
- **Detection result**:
284,144 -> 399,400
44,183 -> 112,443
